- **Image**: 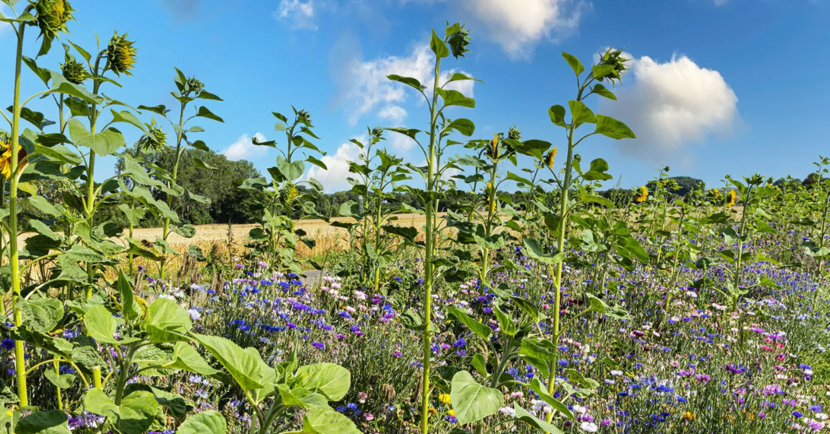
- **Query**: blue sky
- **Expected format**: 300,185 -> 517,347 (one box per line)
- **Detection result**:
2,0 -> 829,192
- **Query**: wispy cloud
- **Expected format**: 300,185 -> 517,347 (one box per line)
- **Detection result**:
223,133 -> 268,161
274,0 -> 317,30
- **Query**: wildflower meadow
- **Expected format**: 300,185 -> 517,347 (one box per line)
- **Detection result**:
0,1 -> 829,434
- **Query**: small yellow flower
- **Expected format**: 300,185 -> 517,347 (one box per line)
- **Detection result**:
447,409 -> 456,417
427,407 -> 437,415
544,147 -> 557,169
726,190 -> 736,207
439,394 -> 451,405
682,411 -> 696,421
635,185 -> 648,203
711,188 -> 720,199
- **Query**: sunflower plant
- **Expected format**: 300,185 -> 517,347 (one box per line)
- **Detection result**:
382,22 -> 481,434
336,127 -> 412,293
239,108 -> 328,274
134,68 -> 223,278
519,49 -> 637,426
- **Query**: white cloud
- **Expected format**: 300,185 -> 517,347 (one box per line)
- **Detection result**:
305,138 -> 366,193
339,43 -> 475,125
600,54 -> 739,161
389,132 -> 416,151
713,0 -> 730,5
460,0 -> 586,60
378,105 -> 407,124
274,0 -> 317,31
0,4 -> 13,36
223,133 -> 268,161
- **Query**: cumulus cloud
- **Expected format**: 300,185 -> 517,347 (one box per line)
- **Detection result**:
337,43 -> 475,125
600,54 -> 739,161
305,138 -> 366,193
274,0 -> 317,30
0,4 -> 12,36
223,133 -> 268,161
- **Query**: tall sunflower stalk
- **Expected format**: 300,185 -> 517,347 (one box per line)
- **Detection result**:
3,0 -> 74,407
542,49 -> 634,425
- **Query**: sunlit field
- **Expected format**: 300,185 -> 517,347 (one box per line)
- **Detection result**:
1,2 -> 828,434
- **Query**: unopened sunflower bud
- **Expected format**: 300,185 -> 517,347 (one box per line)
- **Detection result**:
507,126 -> 521,141
61,59 -> 88,85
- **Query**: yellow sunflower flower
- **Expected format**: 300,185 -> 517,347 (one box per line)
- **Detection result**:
726,190 -> 736,207
635,185 -> 648,203
544,147 -> 558,169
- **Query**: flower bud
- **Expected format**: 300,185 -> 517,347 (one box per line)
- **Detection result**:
61,59 -> 88,85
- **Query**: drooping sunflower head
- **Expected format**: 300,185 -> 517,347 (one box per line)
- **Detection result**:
106,32 -> 138,76
36,0 -> 74,40
544,147 -> 558,169
635,185 -> 648,203
371,126 -> 384,142
447,24 -> 471,59
140,119 -> 167,151
597,48 -> 629,83
297,109 -> 312,126
726,190 -> 737,207
61,58 -> 88,84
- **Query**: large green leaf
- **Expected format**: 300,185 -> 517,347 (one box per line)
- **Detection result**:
450,371 -> 503,425
523,239 -> 565,265
117,269 -> 140,321
18,298 -> 63,333
83,305 -> 120,344
512,404 -> 563,433
445,306 -> 491,340
594,115 -> 636,140
192,333 -> 267,391
284,406 -> 362,434
562,52 -> 584,76
528,378 -> 574,420
294,363 -> 351,401
165,342 -> 220,376
16,410 -> 71,434
568,100 -> 596,126
144,298 -> 192,342
177,411 -> 226,434
67,119 -> 126,156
